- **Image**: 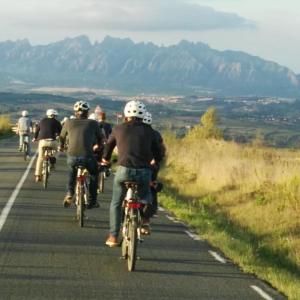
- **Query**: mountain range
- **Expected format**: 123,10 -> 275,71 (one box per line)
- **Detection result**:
0,35 -> 299,97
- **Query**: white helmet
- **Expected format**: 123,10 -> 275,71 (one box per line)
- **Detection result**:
88,113 -> 97,120
22,110 -> 29,117
124,100 -> 146,118
143,111 -> 152,125
73,100 -> 90,112
46,109 -> 58,117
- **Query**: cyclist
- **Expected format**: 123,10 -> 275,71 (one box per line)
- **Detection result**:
17,110 -> 33,154
33,109 -> 62,182
101,100 -> 163,247
143,112 -> 166,225
60,100 -> 103,209
98,111 -> 112,142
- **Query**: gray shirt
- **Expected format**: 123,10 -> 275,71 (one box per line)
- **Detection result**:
60,118 -> 103,158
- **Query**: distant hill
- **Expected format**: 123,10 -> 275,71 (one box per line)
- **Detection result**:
0,35 -> 299,96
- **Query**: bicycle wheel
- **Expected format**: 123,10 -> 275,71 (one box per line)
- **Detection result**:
98,171 -> 104,193
43,160 -> 49,189
23,143 -> 28,161
121,214 -> 129,259
76,184 -> 85,227
127,209 -> 138,271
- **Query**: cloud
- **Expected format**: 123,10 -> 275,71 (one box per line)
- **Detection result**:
0,0 -> 255,32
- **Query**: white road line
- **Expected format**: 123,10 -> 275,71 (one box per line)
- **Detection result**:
185,230 -> 203,241
0,154 -> 36,232
250,286 -> 274,300
208,250 -> 227,264
158,206 -> 165,212
166,215 -> 175,221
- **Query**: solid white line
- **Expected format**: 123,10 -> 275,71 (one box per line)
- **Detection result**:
250,285 -> 274,300
185,230 -> 203,241
0,154 -> 36,232
166,215 -> 175,221
208,250 -> 227,264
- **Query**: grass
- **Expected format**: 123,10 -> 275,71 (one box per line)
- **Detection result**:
160,132 -> 300,299
0,115 -> 13,138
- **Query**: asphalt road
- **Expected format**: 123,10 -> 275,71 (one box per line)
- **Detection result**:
0,137 -> 286,300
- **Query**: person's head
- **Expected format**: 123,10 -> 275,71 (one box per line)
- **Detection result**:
143,111 -> 152,125
22,110 -> 29,117
73,100 -> 90,119
99,111 -> 106,121
123,100 -> 146,122
46,109 -> 58,118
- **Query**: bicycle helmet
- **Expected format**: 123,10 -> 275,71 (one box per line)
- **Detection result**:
73,100 -> 90,112
46,109 -> 58,117
143,111 -> 152,125
22,110 -> 29,117
124,100 -> 146,118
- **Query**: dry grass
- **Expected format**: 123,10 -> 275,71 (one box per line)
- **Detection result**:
0,115 -> 12,137
160,133 -> 300,299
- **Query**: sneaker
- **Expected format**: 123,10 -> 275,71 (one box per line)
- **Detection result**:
105,235 -> 119,247
86,201 -> 100,209
63,194 -> 73,207
141,224 -> 151,235
35,175 -> 42,182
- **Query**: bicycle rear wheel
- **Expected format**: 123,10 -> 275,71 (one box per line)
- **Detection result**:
98,171 -> 104,193
76,185 -> 85,227
121,214 -> 129,259
23,143 -> 28,161
43,160 -> 49,189
127,210 -> 138,271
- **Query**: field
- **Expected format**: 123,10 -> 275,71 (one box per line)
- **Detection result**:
159,117 -> 300,299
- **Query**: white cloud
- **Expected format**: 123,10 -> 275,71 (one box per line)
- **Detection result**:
0,0 -> 254,31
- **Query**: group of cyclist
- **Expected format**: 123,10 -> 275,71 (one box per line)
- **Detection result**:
16,99 -> 165,247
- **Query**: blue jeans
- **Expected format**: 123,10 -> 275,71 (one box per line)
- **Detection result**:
110,166 -> 151,237
67,156 -> 99,202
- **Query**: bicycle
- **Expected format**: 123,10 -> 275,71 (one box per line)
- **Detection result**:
41,146 -> 56,189
21,134 -> 30,161
75,166 -> 89,227
121,181 -> 144,272
98,165 -> 110,193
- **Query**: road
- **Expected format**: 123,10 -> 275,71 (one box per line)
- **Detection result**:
0,137 -> 286,300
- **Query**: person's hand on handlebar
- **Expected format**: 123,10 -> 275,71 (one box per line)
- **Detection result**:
101,158 -> 110,166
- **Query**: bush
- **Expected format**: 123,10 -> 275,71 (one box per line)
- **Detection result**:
0,115 -> 12,136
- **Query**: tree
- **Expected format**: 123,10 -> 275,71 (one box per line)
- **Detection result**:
186,107 -> 223,140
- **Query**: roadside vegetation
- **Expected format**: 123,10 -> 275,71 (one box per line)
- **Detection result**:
160,107 -> 300,299
0,115 -> 13,138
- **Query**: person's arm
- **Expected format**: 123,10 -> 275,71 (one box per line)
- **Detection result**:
151,130 -> 163,164
56,120 -> 62,138
102,128 -> 117,162
34,122 -> 40,140
59,120 -> 68,147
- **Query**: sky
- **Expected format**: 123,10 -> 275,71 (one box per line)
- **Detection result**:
0,0 -> 299,72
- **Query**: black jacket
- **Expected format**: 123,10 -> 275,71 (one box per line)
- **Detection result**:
103,120 -> 163,168
35,117 -> 62,140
